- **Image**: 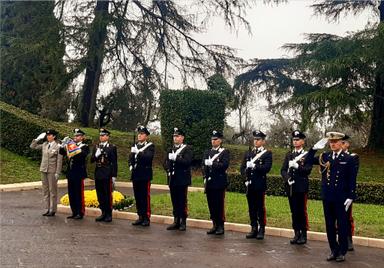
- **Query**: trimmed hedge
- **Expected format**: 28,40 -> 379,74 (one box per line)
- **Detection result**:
0,101 -> 71,160
227,173 -> 384,205
160,89 -> 226,161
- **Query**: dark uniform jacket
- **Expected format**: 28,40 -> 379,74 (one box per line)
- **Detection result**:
91,142 -> 118,180
280,149 -> 313,193
128,142 -> 155,182
202,147 -> 230,190
59,142 -> 89,179
345,150 -> 360,174
240,148 -> 273,191
307,149 -> 357,202
163,144 -> 193,187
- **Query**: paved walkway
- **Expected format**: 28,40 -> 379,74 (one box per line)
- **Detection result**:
1,189 -> 384,267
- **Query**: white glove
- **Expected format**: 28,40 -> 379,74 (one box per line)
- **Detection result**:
246,161 -> 255,169
313,138 -> 328,150
245,180 -> 252,187
131,146 -> 139,154
60,143 -> 66,148
112,177 -> 116,184
344,198 -> 353,212
62,136 -> 71,144
95,148 -> 102,158
288,179 -> 295,186
36,132 -> 46,141
54,173 -> 60,181
205,159 -> 213,166
168,153 -> 176,161
289,160 -> 299,169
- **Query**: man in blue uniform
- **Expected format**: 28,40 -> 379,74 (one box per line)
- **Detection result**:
341,134 -> 359,251
202,130 -> 230,235
59,128 -> 89,219
281,130 -> 313,245
308,132 -> 357,262
129,126 -> 155,227
240,130 -> 272,240
163,127 -> 193,231
91,128 -> 118,223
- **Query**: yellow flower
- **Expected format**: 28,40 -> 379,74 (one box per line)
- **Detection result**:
60,189 -> 126,208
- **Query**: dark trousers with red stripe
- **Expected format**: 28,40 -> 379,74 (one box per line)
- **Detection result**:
323,200 -> 348,255
247,189 -> 266,227
67,178 -> 85,216
206,188 -> 226,226
95,178 -> 113,217
288,192 -> 309,231
169,185 -> 188,218
133,180 -> 151,219
347,204 -> 354,237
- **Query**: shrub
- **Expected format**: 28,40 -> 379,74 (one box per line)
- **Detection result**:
0,101 -> 70,159
227,173 -> 384,205
159,89 -> 226,161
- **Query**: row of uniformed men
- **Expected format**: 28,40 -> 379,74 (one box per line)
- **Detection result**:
30,126 -> 357,263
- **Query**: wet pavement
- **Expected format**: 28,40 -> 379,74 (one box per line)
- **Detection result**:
1,189 -> 384,267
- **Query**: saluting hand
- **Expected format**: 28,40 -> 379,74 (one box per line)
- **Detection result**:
36,132 -> 46,141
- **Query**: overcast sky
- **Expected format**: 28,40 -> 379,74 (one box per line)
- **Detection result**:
183,0 -> 374,130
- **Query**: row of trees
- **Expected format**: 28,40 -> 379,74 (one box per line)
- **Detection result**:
0,0 -> 383,150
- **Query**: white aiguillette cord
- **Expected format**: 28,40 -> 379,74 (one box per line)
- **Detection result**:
204,148 -> 225,182
248,148 -> 267,168
169,144 -> 187,176
130,142 -> 153,170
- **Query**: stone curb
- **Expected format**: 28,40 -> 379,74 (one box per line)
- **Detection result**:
0,179 -> 95,192
57,205 -> 384,249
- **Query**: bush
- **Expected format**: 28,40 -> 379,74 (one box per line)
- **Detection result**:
0,101 -> 73,160
227,173 -> 384,205
159,89 -> 226,161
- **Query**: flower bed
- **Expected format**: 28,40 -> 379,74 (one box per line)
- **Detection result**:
60,189 -> 134,210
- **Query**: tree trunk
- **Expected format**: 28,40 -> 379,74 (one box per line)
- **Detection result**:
78,0 -> 109,127
367,72 -> 384,150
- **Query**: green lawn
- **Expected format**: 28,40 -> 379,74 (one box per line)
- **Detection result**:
0,148 -> 42,183
146,191 -> 384,239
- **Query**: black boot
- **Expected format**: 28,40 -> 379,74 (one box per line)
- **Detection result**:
95,213 -> 105,222
166,217 -> 180,230
215,224 -> 225,235
246,226 -> 258,239
42,210 -> 50,216
290,230 -> 300,244
132,216 -> 144,226
179,218 -> 187,231
296,230 -> 307,245
141,216 -> 150,227
347,236 -> 354,251
207,221 -> 217,235
104,213 -> 112,222
256,226 -> 265,240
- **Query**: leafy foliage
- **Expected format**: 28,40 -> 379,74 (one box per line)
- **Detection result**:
227,173 -> 384,205
0,1 -> 70,121
159,89 -> 226,161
